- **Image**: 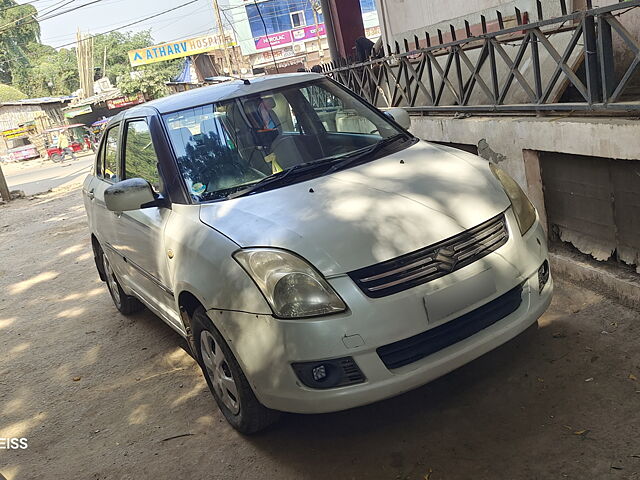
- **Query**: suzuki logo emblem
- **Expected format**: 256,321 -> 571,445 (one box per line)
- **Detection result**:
435,247 -> 458,272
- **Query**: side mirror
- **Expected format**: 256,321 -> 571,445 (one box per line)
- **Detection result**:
104,178 -> 158,212
385,107 -> 411,130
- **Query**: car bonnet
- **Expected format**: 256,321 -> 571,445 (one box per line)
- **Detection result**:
199,141 -> 511,276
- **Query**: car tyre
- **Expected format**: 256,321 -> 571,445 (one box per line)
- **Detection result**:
101,250 -> 144,315
191,307 -> 280,434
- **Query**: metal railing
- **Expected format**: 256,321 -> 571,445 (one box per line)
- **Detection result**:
323,0 -> 640,114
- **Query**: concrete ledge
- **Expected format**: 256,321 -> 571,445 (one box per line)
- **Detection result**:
410,115 -> 640,187
550,251 -> 640,311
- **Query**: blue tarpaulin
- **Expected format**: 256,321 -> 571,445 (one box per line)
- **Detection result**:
173,57 -> 194,84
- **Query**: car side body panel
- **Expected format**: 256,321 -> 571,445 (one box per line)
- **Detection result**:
164,204 -> 272,321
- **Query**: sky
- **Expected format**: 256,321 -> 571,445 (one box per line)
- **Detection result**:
20,0 -> 221,49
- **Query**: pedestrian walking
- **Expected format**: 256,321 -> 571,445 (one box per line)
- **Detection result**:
58,131 -> 77,162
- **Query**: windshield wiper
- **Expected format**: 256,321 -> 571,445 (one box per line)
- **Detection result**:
323,133 -> 409,176
225,134 -> 410,200
227,160 -> 335,199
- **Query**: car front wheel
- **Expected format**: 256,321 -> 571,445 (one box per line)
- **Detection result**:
191,307 -> 280,434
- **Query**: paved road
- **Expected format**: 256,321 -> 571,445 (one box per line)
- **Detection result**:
2,154 -> 93,196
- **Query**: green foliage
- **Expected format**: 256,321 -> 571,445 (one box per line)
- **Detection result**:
123,121 -> 161,189
15,43 -> 79,97
118,60 -> 182,101
7,17 -> 182,100
93,30 -> 155,86
95,30 -> 182,100
0,83 -> 26,101
0,0 -> 41,85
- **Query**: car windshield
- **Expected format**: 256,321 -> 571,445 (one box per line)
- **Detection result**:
162,78 -> 411,202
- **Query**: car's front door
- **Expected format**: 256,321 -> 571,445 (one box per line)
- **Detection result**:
111,118 -> 181,330
86,123 -> 124,271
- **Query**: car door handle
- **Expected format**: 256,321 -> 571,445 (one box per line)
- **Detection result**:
87,189 -> 95,200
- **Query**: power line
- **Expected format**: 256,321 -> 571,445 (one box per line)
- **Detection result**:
253,0 -> 278,73
0,0 -> 46,15
0,0 -> 67,32
0,0 -> 108,34
43,8 -> 202,43
52,0 -> 203,49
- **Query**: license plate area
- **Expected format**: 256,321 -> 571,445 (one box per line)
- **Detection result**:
423,268 -> 497,324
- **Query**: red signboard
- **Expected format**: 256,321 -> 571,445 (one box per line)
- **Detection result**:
255,31 -> 293,49
255,24 -> 326,50
106,92 -> 146,110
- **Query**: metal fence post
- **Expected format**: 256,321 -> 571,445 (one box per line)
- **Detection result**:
598,13 -> 616,103
583,13 -> 601,104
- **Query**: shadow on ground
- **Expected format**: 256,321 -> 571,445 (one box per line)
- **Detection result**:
0,187 -> 638,480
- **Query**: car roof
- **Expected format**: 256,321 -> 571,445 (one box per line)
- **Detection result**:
123,72 -> 325,118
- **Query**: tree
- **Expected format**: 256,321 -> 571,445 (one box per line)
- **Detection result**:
0,83 -> 26,101
117,63 -> 175,100
118,60 -> 182,100
11,25 -> 182,100
0,0 -> 40,85
14,43 -> 79,97
92,30 -> 156,86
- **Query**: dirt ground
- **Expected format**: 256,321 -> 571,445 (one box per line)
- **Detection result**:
0,185 -> 639,480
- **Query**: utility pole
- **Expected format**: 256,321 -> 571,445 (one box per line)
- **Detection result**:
310,0 -> 324,59
76,30 -> 94,98
102,45 -> 107,78
212,0 -> 233,74
0,163 -> 10,202
319,0 -> 339,63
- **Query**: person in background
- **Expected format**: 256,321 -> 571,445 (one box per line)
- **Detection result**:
58,131 -> 76,162
355,36 -> 375,62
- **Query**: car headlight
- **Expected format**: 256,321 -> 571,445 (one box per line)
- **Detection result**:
233,248 -> 347,319
490,163 -> 536,235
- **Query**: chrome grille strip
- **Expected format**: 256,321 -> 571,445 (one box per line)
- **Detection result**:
360,256 -> 435,283
368,266 -> 440,291
452,222 -> 503,252
349,213 -> 509,298
456,231 -> 507,261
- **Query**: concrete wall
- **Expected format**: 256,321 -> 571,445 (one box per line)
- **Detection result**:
375,0 -> 571,45
409,115 -> 640,231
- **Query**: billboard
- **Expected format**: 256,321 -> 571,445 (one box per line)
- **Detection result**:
128,34 -> 237,67
254,24 -> 326,50
106,93 -> 146,110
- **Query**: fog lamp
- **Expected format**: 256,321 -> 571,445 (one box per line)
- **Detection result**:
312,365 -> 327,382
292,357 -> 365,390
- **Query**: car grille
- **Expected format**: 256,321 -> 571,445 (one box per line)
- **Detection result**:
377,283 -> 524,370
348,212 -> 509,298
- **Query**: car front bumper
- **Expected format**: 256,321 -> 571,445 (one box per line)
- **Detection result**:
211,210 -> 553,414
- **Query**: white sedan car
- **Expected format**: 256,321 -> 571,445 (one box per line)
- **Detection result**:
82,73 -> 552,433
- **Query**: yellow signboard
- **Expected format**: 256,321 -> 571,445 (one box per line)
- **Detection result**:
2,126 -> 34,139
128,34 -> 237,67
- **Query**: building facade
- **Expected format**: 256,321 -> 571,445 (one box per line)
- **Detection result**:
374,0 -> 598,46
227,0 -> 380,73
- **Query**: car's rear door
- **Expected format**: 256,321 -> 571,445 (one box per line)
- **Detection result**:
111,117 -> 180,329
